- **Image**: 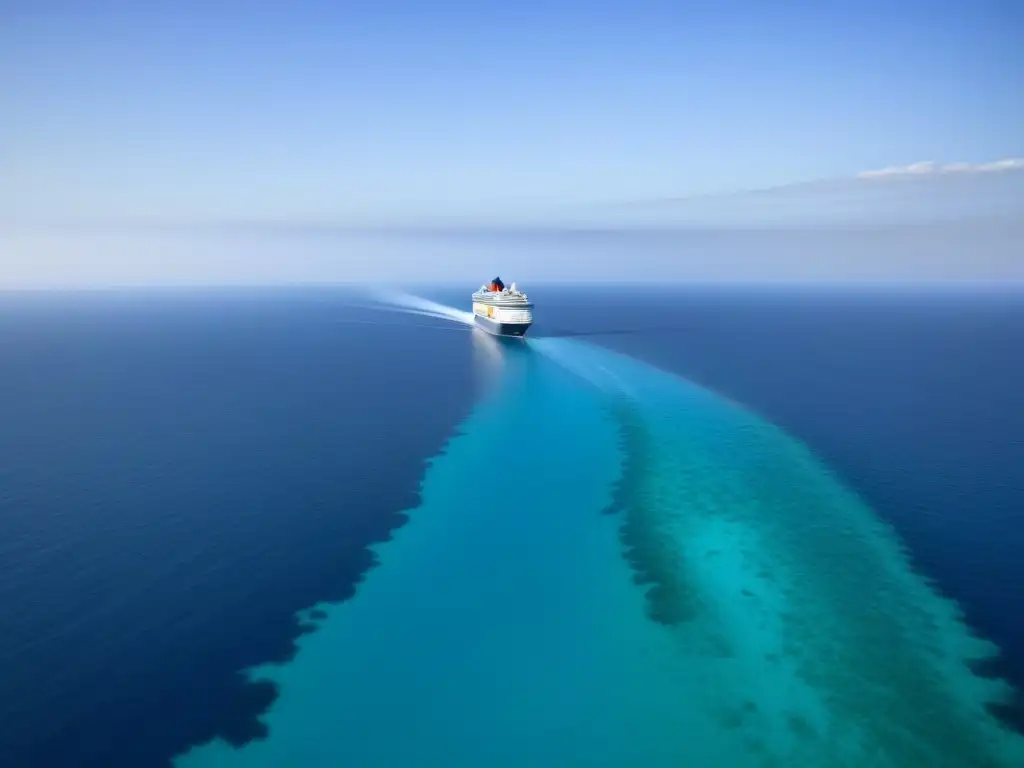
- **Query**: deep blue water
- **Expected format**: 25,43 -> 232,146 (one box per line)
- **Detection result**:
1,284 -> 1022,766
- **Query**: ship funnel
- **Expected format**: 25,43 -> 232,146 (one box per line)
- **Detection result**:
511,282 -> 517,292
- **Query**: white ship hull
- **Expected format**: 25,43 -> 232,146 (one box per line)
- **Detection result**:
471,294 -> 533,338
473,313 -> 531,337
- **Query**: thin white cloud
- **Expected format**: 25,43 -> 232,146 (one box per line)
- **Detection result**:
857,158 -> 1024,179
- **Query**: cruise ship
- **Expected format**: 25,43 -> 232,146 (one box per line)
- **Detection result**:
471,277 -> 533,337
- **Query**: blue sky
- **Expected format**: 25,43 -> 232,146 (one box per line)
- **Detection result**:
1,1 -> 1021,284
2,0 -> 1022,225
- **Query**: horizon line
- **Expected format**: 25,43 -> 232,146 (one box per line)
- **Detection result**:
3,278 -> 1023,292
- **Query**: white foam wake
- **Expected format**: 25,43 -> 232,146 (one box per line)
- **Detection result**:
362,288 -> 476,327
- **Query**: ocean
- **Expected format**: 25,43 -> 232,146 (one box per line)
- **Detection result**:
1,283 -> 1022,767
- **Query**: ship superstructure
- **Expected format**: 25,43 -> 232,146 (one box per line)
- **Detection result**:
471,277 -> 533,337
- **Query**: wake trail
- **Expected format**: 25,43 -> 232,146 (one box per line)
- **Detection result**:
360,289 -> 476,327
357,288 -> 675,340
336,318 -> 473,333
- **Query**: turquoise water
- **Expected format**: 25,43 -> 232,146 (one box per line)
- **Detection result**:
175,331 -> 1024,767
